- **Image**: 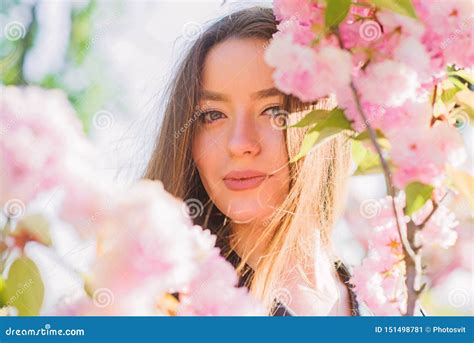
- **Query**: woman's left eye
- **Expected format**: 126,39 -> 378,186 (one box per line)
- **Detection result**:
262,106 -> 284,117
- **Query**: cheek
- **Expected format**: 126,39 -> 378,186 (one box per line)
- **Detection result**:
262,124 -> 289,163
192,131 -> 221,191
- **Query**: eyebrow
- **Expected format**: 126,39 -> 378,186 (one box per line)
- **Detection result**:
199,87 -> 283,102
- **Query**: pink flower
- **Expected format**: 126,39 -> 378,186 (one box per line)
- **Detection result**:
393,36 -> 432,82
389,122 -> 466,188
265,34 -> 320,102
313,46 -> 353,95
58,162 -> 113,238
177,251 -> 265,316
265,36 -> 352,102
351,258 -> 407,316
356,60 -> 418,107
368,192 -> 407,229
0,86 -> 93,207
378,100 -> 432,134
351,193 -> 408,315
415,0 -> 474,69
413,202 -> 459,249
273,0 -> 320,25
275,17 -> 315,46
89,180 -> 200,296
377,10 -> 424,39
431,122 -> 467,167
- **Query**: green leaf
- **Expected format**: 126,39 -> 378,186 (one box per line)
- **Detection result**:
352,140 -> 384,175
441,87 -> 460,104
319,108 -> 352,130
0,276 -> 6,307
405,182 -> 434,216
290,126 -> 321,163
369,0 -> 418,19
351,140 -> 367,165
353,129 -> 386,141
5,256 -> 44,316
291,126 -> 349,162
290,108 -> 352,162
449,76 -> 469,91
325,0 -> 352,30
290,109 -> 332,128
448,69 -> 474,85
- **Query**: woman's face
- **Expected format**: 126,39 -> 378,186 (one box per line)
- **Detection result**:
192,37 -> 291,224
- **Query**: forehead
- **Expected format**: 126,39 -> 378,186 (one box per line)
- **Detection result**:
200,37 -> 276,97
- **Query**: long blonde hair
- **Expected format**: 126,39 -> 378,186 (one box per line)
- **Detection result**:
144,6 -> 352,314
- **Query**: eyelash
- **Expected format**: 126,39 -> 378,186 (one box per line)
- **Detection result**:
200,105 -> 283,124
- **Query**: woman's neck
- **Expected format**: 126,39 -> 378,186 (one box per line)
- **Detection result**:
229,220 -> 270,270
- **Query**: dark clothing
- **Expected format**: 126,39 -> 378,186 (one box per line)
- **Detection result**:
225,249 -> 361,316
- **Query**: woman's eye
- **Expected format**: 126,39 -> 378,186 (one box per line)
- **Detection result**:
201,111 -> 225,124
262,106 -> 285,118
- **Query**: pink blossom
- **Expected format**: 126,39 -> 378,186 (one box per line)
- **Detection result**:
273,0 -> 320,25
89,180 -> 200,296
414,0 -> 474,69
378,100 -> 432,134
177,251 -> 265,316
351,193 -> 408,315
351,258 -> 407,316
58,162 -> 113,238
265,36 -> 352,102
393,36 -> 432,82
314,46 -> 353,95
389,122 -> 466,188
377,10 -> 424,39
265,34 -> 320,102
356,60 -> 418,107
367,192 -> 407,229
413,202 -> 459,249
275,17 -> 315,46
431,122 -> 467,167
0,86 -> 93,207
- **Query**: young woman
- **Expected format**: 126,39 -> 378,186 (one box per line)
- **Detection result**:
144,6 -> 360,316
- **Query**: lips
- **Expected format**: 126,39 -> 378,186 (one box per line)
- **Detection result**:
223,170 -> 269,191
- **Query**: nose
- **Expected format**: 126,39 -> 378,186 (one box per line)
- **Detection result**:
227,109 -> 261,158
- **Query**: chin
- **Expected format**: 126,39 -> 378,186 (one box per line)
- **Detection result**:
224,201 -> 274,224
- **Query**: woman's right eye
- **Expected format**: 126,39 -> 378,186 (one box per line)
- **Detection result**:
200,110 -> 226,124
